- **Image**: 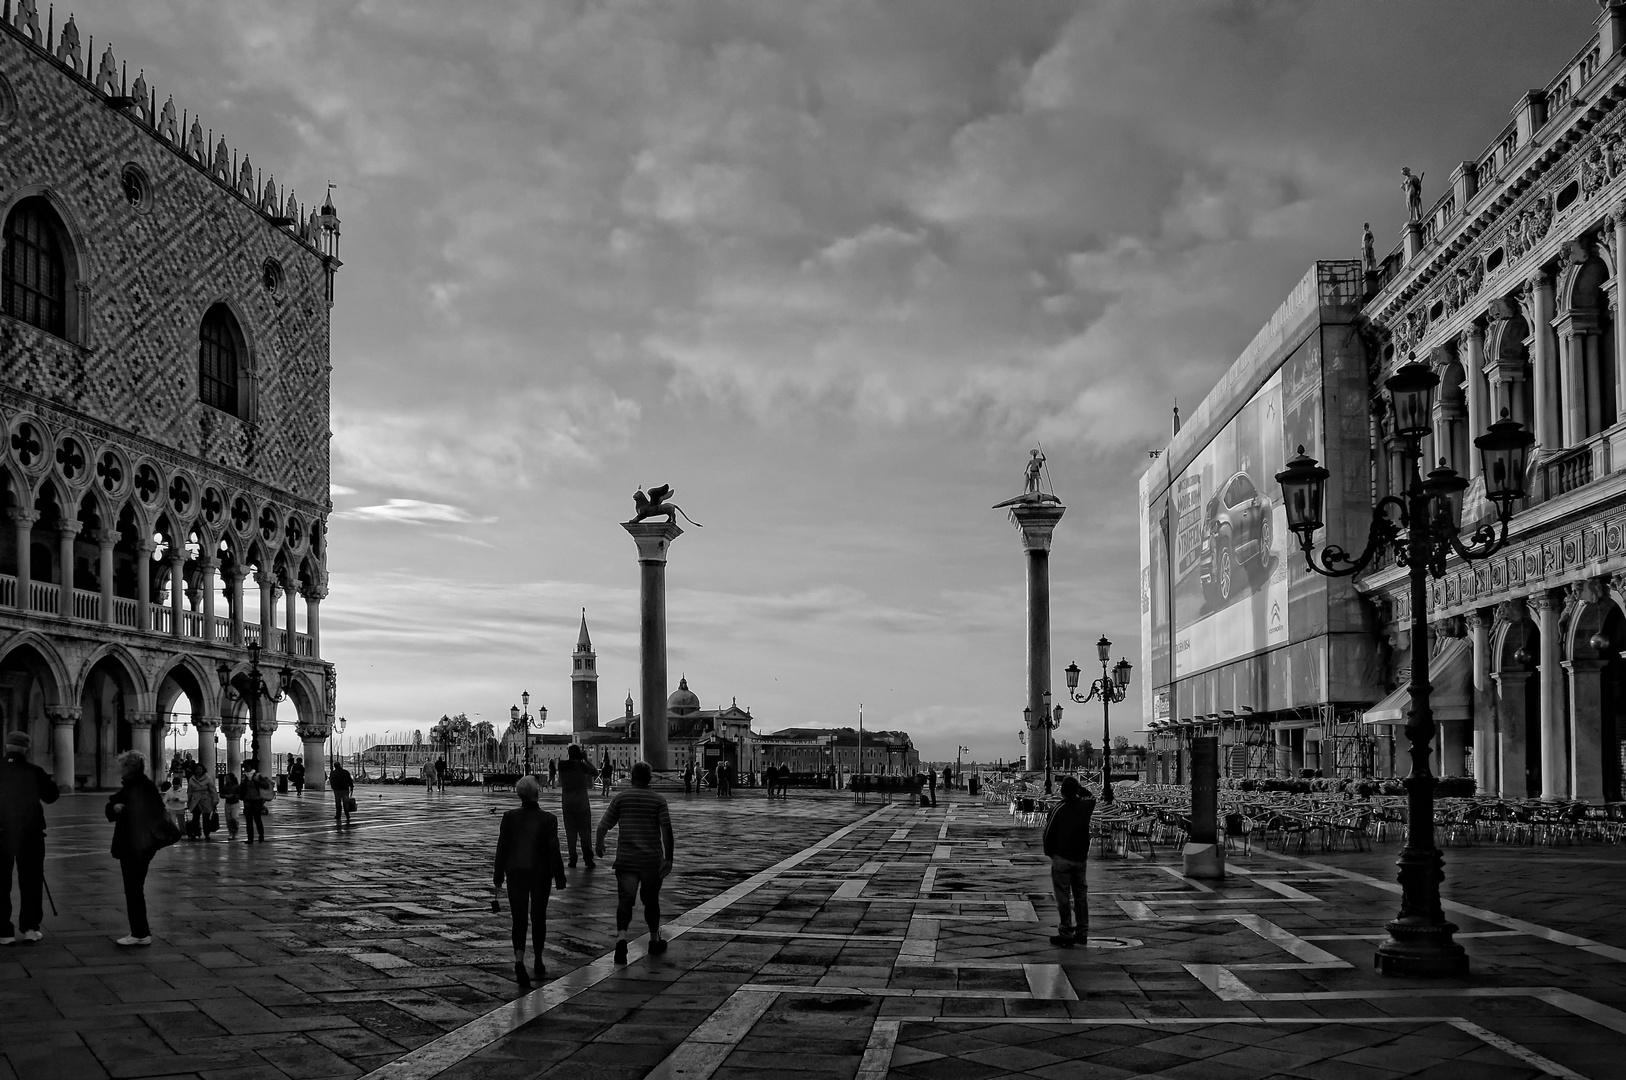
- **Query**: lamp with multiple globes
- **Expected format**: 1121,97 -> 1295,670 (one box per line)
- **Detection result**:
509,691 -> 546,778
1274,361 -> 1532,978
1064,635 -> 1133,804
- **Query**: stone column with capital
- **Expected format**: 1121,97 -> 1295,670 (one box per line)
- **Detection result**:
194,716 -> 220,775
10,508 -> 37,610
199,557 -> 218,641
305,587 -> 325,658
1566,657 -> 1606,802
45,706 -> 80,792
220,717 -> 246,780
297,715 -> 331,793
622,521 -> 684,771
129,712 -> 159,778
1613,210 -> 1626,423
57,519 -> 80,619
168,549 -> 185,637
283,570 -> 298,655
95,529 -> 116,625
135,538 -> 155,630
1528,273 -> 1560,453
1008,499 -> 1066,770
1528,590 -> 1568,799
257,568 -> 276,649
1466,610 -> 1496,795
225,568 -> 246,646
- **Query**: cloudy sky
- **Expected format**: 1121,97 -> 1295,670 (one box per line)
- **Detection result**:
72,0 -> 1596,762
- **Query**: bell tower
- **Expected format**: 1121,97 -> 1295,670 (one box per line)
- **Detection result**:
572,609 -> 599,732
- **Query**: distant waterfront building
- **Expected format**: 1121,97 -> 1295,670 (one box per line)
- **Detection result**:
756,726 -> 919,775
0,9 -> 340,789
1142,4 -> 1626,802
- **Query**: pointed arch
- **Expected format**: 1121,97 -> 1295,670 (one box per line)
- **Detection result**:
0,631 -> 72,706
1,187 -> 88,342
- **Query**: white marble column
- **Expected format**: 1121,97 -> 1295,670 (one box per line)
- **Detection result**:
256,567 -> 275,648
195,716 -> 219,775
1463,327 -> 1487,480
221,719 -> 245,780
1614,210 -> 1626,423
128,712 -> 157,779
304,590 -> 323,658
1567,658 -> 1606,802
1530,273 -> 1560,450
283,571 -> 297,655
168,551 -> 185,639
134,539 -> 154,630
226,569 -> 245,646
199,557 -> 218,642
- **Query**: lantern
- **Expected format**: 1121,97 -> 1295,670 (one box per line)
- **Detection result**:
1385,362 -> 1438,440
1276,446 -> 1331,538
1474,408 -> 1535,518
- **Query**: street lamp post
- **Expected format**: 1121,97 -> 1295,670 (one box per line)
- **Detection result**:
1066,637 -> 1133,804
510,691 -> 546,778
956,745 -> 969,792
168,715 -> 189,764
1273,362 -> 1533,979
216,641 -> 295,770
1023,690 -> 1063,795
329,715 -> 347,775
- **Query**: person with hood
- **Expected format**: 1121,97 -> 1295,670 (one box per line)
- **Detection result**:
106,751 -> 170,946
0,730 -> 60,944
1041,776 -> 1096,948
492,776 -> 567,987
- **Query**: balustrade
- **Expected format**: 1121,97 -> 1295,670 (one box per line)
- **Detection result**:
0,574 -> 14,607
72,589 -> 100,621
28,581 -> 57,615
112,597 -> 137,628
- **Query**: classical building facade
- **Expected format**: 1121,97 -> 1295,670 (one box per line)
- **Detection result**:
1144,3 -> 1626,802
0,6 -> 340,789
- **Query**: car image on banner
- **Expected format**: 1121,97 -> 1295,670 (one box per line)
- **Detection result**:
1170,365 -> 1305,678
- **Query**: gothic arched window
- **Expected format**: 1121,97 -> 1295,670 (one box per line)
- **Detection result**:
2,196 -> 68,337
198,303 -> 245,417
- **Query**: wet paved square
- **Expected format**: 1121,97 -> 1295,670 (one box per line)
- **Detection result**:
5,786 -> 1626,1079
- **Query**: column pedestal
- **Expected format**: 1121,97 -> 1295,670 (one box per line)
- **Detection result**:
302,739 -> 328,793
622,521 -> 683,772
195,718 -> 220,775
1008,501 -> 1066,770
221,721 -> 245,780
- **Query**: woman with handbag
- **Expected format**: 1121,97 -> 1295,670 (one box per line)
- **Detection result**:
106,751 -> 173,946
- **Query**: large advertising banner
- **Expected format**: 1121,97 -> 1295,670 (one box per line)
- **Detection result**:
1169,343 -> 1322,678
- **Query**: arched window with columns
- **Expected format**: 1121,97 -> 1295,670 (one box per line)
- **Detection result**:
198,303 -> 248,419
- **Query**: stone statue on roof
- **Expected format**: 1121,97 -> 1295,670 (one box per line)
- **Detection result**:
1402,168 -> 1424,222
1362,222 -> 1377,273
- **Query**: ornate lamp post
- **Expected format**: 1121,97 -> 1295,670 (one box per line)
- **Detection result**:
167,715 -> 190,764
216,641 -> 294,769
956,745 -> 969,791
1066,636 -> 1133,803
1023,690 -> 1063,795
510,691 -> 545,777
1274,362 -> 1532,978
329,715 -> 346,774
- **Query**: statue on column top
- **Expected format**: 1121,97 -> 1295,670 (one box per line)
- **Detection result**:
993,448 -> 1062,508
1362,222 -> 1377,273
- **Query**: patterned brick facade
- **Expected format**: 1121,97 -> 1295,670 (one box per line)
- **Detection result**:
0,6 -> 340,793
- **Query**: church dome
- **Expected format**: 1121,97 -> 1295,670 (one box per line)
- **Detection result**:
668,675 -> 700,715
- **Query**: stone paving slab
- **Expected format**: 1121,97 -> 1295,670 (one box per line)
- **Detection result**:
11,789 -> 1626,1078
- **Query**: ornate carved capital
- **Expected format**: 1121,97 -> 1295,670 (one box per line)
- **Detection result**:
219,720 -> 247,739
1526,589 -> 1562,617
7,508 -> 40,526
45,706 -> 81,726
1465,608 -> 1491,630
56,519 -> 82,538
192,717 -> 220,733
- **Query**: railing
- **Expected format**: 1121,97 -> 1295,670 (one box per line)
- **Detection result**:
28,581 -> 57,615
1539,433 -> 1611,501
72,589 -> 100,621
0,576 -> 318,656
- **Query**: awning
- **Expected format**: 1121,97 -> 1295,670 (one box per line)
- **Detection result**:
1362,638 -> 1471,724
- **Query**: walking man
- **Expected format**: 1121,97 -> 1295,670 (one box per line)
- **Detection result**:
557,745 -> 598,868
682,760 -> 693,796
548,758 -> 557,789
493,777 -> 567,987
600,752 -> 613,796
596,761 -> 674,963
1042,776 -> 1096,948
434,756 -> 447,792
331,759 -> 355,827
0,731 -> 59,944
289,757 -> 305,794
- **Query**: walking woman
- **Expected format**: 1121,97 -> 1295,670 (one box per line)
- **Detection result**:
106,752 -> 172,946
492,777 -> 567,987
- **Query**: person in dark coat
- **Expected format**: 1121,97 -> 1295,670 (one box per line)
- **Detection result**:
289,758 -> 305,794
331,761 -> 355,827
0,730 -> 60,944
778,763 -> 791,798
557,745 -> 598,868
106,751 -> 168,946
1041,776 -> 1096,948
682,760 -> 694,796
493,776 -> 567,987
240,760 -> 270,843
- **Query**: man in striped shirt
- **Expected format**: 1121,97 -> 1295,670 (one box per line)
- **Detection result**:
596,761 -> 675,963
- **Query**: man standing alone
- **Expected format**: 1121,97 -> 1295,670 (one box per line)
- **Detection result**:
1042,776 -> 1096,948
331,759 -> 355,827
596,762 -> 674,963
557,745 -> 598,868
0,732 -> 59,944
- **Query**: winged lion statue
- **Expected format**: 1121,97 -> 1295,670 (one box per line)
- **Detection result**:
631,484 -> 704,527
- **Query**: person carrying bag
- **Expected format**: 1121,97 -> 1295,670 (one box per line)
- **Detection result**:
107,751 -> 174,946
